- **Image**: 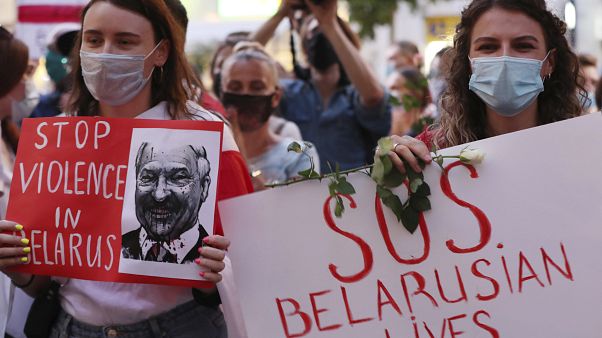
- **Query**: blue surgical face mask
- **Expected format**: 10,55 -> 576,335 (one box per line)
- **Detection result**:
468,51 -> 550,117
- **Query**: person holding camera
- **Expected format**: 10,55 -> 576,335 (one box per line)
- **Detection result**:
252,0 -> 391,172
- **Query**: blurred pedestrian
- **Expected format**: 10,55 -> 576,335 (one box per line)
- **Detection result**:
254,0 -> 391,172
577,53 -> 599,112
221,42 -> 320,188
387,40 -> 423,73
386,67 -> 434,137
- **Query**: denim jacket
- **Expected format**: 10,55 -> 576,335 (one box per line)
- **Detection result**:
279,79 -> 391,172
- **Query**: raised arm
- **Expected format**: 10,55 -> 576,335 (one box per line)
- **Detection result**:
250,0 -> 302,45
307,0 -> 385,107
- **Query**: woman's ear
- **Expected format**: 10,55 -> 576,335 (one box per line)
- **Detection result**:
272,86 -> 283,109
154,40 -> 170,67
543,49 -> 556,78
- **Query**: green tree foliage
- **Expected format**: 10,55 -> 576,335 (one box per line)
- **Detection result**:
346,0 -> 438,38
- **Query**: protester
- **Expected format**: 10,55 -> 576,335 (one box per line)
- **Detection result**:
220,42 -> 320,188
211,31 -> 304,141
428,46 -> 452,118
386,67 -> 434,137
0,26 -> 28,338
387,40 -> 423,73
577,53 -> 599,112
0,1 -> 252,337
30,23 -> 79,119
253,0 -> 391,172
387,0 -> 584,174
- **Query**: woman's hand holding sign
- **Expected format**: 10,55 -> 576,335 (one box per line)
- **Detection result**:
196,235 -> 230,284
0,220 -> 30,269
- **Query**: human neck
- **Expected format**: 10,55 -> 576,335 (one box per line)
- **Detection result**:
485,102 -> 538,137
98,86 -> 153,118
241,123 -> 279,159
311,65 -> 339,107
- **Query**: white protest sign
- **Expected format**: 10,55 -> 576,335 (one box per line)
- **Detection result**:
220,113 -> 602,338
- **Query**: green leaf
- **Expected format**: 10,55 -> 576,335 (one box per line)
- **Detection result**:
388,95 -> 402,107
371,157 -> 385,183
297,168 -> 312,178
409,178 -> 423,193
287,141 -> 302,153
334,195 -> 345,217
336,178 -> 356,195
308,170 -> 321,179
371,155 -> 393,184
377,186 -> 404,222
377,137 -> 394,155
381,168 -> 405,188
404,161 -> 423,182
328,181 -> 337,196
410,195 -> 431,212
401,206 -> 420,233
414,182 -> 431,197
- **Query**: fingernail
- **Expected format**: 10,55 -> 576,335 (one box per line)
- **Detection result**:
15,224 -> 23,231
199,271 -> 205,277
195,258 -> 201,264
21,238 -> 29,245
23,247 -> 31,253
20,257 -> 28,263
197,247 -> 202,253
202,237 -> 210,244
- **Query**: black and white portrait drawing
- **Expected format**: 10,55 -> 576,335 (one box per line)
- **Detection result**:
119,128 -> 221,280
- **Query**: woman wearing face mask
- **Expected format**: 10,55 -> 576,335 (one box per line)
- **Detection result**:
0,1 -> 252,337
385,0 -> 584,173
252,0 -> 391,173
0,26 -> 29,338
386,67 -> 435,137
220,42 -> 320,188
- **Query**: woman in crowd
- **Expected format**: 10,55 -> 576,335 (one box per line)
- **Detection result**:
211,32 -> 303,141
0,1 -> 252,337
388,0 -> 584,172
253,0 -> 391,172
220,42 -> 320,188
386,67 -> 435,137
0,26 -> 28,338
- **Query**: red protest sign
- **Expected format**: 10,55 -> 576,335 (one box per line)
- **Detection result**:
6,117 -> 223,288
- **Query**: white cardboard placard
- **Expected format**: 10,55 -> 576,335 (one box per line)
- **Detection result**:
220,113 -> 602,338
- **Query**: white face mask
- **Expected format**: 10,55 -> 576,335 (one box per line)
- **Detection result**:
80,41 -> 162,106
11,80 -> 38,126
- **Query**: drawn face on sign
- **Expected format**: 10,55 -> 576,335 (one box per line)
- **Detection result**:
134,143 -> 210,241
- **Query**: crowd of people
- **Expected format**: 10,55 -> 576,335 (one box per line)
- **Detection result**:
0,0 -> 599,337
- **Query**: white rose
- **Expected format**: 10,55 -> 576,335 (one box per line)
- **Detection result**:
459,148 -> 485,164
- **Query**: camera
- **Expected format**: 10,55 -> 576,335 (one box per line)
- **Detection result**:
291,0 -> 327,10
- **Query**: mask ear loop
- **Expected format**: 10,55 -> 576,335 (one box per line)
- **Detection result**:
542,49 -> 554,82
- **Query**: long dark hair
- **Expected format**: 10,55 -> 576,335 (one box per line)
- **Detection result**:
0,28 -> 27,152
436,0 -> 584,147
67,0 -> 199,119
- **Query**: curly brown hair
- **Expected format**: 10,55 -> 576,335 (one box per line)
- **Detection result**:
67,0 -> 199,119
435,0 -> 584,147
